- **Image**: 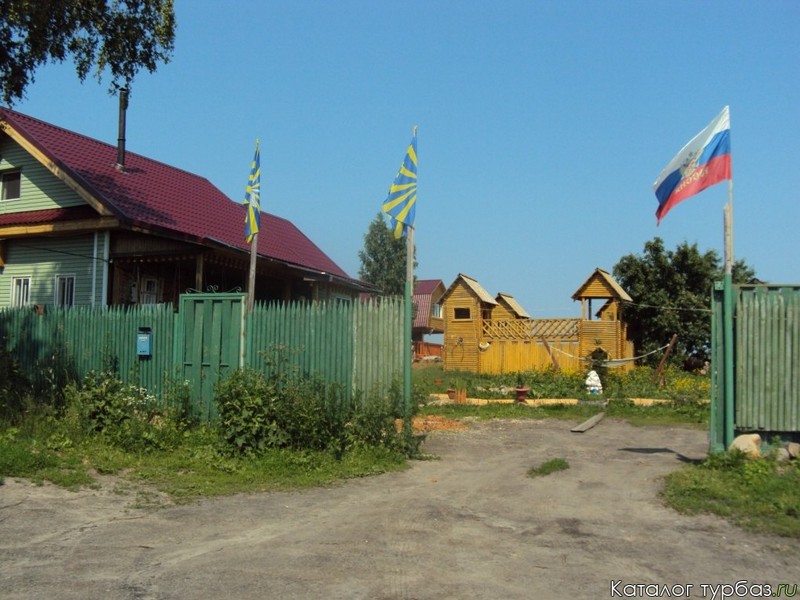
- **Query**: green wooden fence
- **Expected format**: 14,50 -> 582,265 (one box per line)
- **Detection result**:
711,283 -> 800,450
0,295 -> 404,416
0,304 -> 175,398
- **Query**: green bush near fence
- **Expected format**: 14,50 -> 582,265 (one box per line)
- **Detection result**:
214,367 -> 405,457
62,371 -> 193,454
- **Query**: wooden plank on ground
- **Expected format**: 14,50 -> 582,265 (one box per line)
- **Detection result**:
571,412 -> 605,433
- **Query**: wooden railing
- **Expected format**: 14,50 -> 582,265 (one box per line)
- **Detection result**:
482,318 -> 580,341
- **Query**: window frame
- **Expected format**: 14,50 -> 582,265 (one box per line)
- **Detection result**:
54,274 -> 76,307
1,170 -> 22,201
140,277 -> 160,304
11,276 -> 31,307
453,307 -> 471,320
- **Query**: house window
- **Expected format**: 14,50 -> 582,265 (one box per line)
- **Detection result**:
454,307 -> 471,320
1,171 -> 21,201
11,277 -> 31,306
432,303 -> 442,318
140,278 -> 159,304
55,275 -> 75,306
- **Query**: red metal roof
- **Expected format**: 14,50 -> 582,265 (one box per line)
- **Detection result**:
0,108 -> 354,282
0,206 -> 99,226
414,279 -> 442,295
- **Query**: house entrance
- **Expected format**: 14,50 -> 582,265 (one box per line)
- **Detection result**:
177,293 -> 246,417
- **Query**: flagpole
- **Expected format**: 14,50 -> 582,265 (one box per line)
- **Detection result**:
247,232 -> 257,313
722,177 -> 735,449
403,223 -> 414,447
402,125 -> 418,449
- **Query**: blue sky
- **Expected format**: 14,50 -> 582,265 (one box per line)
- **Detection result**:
12,0 -> 800,317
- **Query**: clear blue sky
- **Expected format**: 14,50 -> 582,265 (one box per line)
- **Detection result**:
13,0 -> 800,317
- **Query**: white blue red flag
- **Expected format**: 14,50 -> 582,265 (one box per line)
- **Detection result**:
653,106 -> 731,224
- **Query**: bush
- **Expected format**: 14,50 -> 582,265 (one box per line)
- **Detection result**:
214,368 -> 405,457
65,371 -> 187,453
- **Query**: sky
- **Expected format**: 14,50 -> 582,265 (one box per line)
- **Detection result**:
11,0 -> 800,318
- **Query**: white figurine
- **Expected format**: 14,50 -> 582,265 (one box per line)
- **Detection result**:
585,370 -> 603,394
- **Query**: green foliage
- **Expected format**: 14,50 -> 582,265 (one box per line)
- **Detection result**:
0,0 -> 176,104
613,237 -> 756,364
0,366 -> 410,497
0,343 -> 31,422
214,368 -> 290,455
528,457 -> 570,477
663,452 -> 800,537
65,370 -> 187,453
603,366 -> 710,403
214,367 -> 406,457
357,212 -> 413,296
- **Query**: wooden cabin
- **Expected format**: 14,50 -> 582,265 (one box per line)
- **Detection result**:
440,269 -> 634,374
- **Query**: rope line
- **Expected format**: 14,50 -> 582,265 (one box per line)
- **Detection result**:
549,343 -> 671,367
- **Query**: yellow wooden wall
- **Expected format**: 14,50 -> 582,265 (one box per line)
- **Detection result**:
442,282 -> 482,372
477,339 -> 584,373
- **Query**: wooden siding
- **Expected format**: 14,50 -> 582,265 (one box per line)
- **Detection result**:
491,302 -> 516,320
0,136 -> 86,213
0,235 -> 107,306
578,320 -> 624,359
478,339 -> 583,373
443,281 -> 482,372
579,278 -> 616,298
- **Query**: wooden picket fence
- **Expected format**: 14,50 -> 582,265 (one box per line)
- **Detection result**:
0,294 -> 404,417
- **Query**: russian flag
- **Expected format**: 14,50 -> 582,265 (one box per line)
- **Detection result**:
653,106 -> 732,224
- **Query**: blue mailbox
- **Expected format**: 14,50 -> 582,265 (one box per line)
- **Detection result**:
137,327 -> 152,358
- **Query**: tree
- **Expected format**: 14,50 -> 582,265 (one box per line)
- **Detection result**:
0,0 -> 176,105
358,212 -> 412,296
613,237 -> 756,364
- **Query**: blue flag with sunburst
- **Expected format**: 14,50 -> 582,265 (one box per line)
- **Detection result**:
244,140 -> 261,243
382,130 -> 417,239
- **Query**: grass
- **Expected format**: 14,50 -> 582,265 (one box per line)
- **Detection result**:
0,430 -> 408,503
661,451 -> 800,538
417,397 -> 708,428
528,457 -> 570,478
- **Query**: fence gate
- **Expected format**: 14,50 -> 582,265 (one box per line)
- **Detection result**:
176,293 -> 246,417
711,283 -> 800,451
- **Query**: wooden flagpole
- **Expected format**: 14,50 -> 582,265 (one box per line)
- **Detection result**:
722,176 -> 735,449
402,224 -> 414,446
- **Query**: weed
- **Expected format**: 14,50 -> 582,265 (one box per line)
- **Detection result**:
528,457 -> 570,477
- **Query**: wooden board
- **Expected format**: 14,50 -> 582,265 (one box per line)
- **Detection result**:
570,412 -> 605,433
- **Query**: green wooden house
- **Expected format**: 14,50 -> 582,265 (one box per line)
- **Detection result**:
0,108 -> 371,309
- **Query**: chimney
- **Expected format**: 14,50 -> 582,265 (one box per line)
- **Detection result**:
116,87 -> 129,171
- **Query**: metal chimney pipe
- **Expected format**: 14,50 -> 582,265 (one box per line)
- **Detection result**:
116,87 -> 129,171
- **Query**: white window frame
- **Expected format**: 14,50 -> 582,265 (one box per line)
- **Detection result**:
140,277 -> 159,304
54,274 -> 76,307
11,276 -> 31,307
1,171 -> 21,201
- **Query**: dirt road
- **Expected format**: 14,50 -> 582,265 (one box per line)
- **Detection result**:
2,418 -> 799,599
